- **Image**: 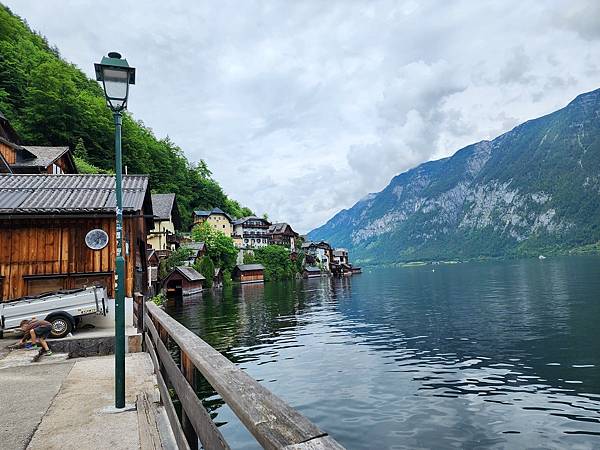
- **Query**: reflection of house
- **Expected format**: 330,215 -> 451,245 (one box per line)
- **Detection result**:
303,266 -> 322,278
233,216 -> 271,248
301,241 -> 333,271
163,266 -> 204,296
0,112 -> 76,174
182,241 -> 206,266
0,174 -> 153,301
193,207 -> 233,236
148,193 -> 181,251
268,222 -> 299,250
233,264 -> 265,284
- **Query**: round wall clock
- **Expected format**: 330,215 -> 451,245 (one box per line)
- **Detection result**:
85,229 -> 109,250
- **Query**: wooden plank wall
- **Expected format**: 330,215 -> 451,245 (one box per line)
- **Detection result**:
0,142 -> 16,164
0,215 -> 147,301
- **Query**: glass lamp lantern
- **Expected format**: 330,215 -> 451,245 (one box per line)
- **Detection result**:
94,52 -> 136,112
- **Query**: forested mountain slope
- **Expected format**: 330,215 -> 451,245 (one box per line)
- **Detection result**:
309,89 -> 600,264
0,5 -> 251,228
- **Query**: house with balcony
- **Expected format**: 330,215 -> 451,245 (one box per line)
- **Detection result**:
301,241 -> 333,272
193,207 -> 233,236
268,222 -> 299,250
233,216 -> 272,249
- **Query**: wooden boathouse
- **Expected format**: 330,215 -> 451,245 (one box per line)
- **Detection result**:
0,174 -> 153,301
163,266 -> 204,297
233,263 -> 265,284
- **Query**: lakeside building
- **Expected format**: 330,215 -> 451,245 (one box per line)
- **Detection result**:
233,216 -> 272,249
233,264 -> 265,284
193,207 -> 233,236
163,266 -> 204,296
0,174 -> 153,303
268,222 -> 299,250
148,193 -> 181,251
181,241 -> 207,266
0,112 -> 76,174
303,266 -> 322,278
301,241 -> 333,272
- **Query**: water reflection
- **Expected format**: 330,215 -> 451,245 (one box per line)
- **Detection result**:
167,256 -> 600,449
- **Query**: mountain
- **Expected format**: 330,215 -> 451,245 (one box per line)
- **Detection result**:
308,89 -> 600,264
0,5 -> 252,229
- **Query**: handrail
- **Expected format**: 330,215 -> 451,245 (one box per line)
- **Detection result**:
144,301 -> 345,450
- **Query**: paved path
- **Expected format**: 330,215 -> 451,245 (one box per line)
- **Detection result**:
0,358 -> 74,450
0,347 -> 175,450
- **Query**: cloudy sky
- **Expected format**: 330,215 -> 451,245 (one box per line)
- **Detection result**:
5,1 -> 600,232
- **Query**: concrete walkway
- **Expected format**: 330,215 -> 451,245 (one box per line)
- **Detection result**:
0,348 -> 175,450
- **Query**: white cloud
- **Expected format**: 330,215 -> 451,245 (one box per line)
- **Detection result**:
5,0 -> 600,232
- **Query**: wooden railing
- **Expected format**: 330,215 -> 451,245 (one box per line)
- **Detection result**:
144,301 -> 345,450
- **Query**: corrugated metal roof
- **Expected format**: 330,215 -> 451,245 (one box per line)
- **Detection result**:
0,174 -> 149,214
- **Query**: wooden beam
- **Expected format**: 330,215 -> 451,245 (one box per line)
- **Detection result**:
146,302 -> 344,450
146,315 -> 230,450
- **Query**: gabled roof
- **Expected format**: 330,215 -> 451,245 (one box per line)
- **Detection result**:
268,222 -> 298,236
193,207 -> 232,222
13,146 -> 69,167
233,216 -> 271,226
0,174 -> 151,215
0,111 -> 21,144
151,193 -> 176,220
172,266 -> 205,282
333,249 -> 348,256
235,263 -> 265,272
302,240 -> 332,250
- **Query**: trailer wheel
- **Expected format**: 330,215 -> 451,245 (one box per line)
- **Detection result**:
49,316 -> 72,339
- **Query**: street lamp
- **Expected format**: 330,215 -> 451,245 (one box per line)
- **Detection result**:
95,52 -> 135,409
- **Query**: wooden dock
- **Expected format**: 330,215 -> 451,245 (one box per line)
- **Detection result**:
144,301 -> 345,450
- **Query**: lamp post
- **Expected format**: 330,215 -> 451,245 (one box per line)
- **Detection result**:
94,52 -> 136,409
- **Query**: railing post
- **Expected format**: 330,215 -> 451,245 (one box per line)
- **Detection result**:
181,350 -> 199,450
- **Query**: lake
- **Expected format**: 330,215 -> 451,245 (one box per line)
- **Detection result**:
166,256 -> 600,449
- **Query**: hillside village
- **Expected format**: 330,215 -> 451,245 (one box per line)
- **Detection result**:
0,112 -> 360,303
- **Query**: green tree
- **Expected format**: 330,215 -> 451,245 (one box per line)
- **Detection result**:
194,256 -> 215,289
158,247 -> 192,280
253,245 -> 297,282
192,222 -> 238,270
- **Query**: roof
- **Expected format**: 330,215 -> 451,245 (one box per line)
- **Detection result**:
268,222 -> 298,236
235,263 -> 265,272
304,266 -> 321,272
151,193 -> 176,220
12,146 -> 69,168
0,174 -> 151,214
333,249 -> 348,256
183,241 -> 206,253
193,207 -> 232,221
173,266 -> 205,282
233,216 -> 271,226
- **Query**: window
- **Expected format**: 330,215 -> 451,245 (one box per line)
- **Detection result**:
223,225 -> 226,229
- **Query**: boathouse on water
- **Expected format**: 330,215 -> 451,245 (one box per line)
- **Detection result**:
303,266 -> 322,278
163,266 -> 205,296
233,264 -> 265,284
0,174 -> 153,302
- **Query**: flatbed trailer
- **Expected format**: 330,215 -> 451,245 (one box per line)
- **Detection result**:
0,286 -> 107,339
